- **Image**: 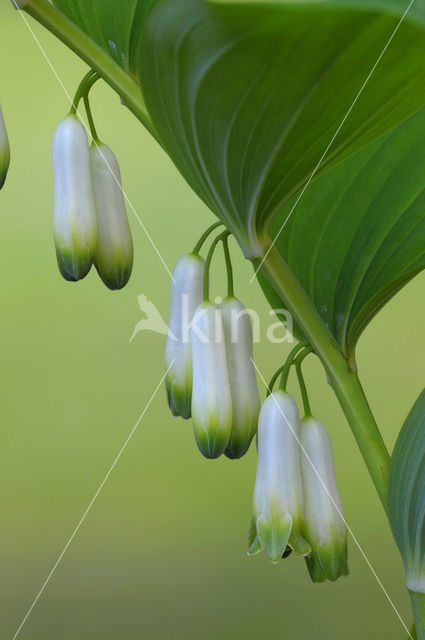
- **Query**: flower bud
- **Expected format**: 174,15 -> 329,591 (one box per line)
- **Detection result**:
220,297 -> 260,459
165,254 -> 204,418
300,417 -> 348,582
191,301 -> 232,458
52,115 -> 97,281
249,391 -> 310,562
0,104 -> 10,189
90,143 -> 133,290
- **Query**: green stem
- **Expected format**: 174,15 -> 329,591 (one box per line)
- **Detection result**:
267,365 -> 285,396
20,0 -> 157,139
69,70 -> 98,115
203,231 -> 230,302
267,343 -> 307,395
410,593 -> 425,640
280,342 -> 308,390
255,244 -> 390,510
222,234 -> 234,298
84,93 -> 100,143
295,349 -> 313,416
192,222 -> 223,255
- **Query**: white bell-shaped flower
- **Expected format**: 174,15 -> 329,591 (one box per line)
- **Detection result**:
0,104 -> 10,189
165,254 -> 205,419
300,416 -> 348,582
249,390 -> 310,562
220,296 -> 260,459
90,143 -> 133,290
52,115 -> 97,281
191,301 -> 232,458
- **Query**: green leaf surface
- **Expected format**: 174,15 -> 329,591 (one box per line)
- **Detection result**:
51,0 -> 158,73
47,0 -> 425,353
388,389 -> 425,593
139,0 -> 425,256
266,107 -> 425,356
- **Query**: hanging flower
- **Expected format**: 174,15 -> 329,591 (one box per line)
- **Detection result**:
191,301 -> 232,458
0,104 -> 10,189
300,416 -> 348,582
165,253 -> 205,419
90,143 -> 133,290
52,115 -> 97,281
249,390 -> 310,562
220,296 -> 260,459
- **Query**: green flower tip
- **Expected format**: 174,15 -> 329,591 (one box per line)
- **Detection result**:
249,514 -> 310,564
224,430 -> 255,460
55,245 -> 93,282
305,541 -> 349,583
95,258 -> 132,291
193,418 -> 231,459
165,377 -> 192,420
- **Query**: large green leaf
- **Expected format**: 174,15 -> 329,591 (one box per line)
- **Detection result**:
51,0 -> 158,74
46,0 -> 425,354
388,389 -> 425,594
139,0 -> 425,256
265,106 -> 425,357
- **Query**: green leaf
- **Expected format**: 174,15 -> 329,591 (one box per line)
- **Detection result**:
46,0 -> 425,354
266,106 -> 425,357
51,0 -> 158,73
388,389 -> 425,594
139,0 -> 425,256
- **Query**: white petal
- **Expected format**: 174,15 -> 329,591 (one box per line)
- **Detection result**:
90,143 -> 133,290
253,390 -> 309,559
191,302 -> 232,458
220,297 -> 260,458
300,417 -> 346,545
165,253 -> 204,418
52,116 -> 97,281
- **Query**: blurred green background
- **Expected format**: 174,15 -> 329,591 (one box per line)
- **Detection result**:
1,5 -> 425,638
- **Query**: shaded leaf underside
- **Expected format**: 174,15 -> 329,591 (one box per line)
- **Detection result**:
140,0 -> 425,257
269,106 -> 425,356
389,389 -> 425,591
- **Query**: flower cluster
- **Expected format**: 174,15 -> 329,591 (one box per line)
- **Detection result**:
52,73 -> 133,289
165,231 -> 261,459
46,72 -> 349,585
249,389 -> 348,582
165,227 -> 348,582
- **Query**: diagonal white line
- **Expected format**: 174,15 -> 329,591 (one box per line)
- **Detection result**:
250,356 -> 413,639
251,0 -> 416,283
11,362 -> 173,640
11,1 -> 175,282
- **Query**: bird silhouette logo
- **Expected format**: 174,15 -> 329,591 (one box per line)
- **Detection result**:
129,294 -> 175,343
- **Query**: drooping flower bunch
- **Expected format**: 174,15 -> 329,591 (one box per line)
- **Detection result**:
40,70 -> 348,584
165,227 -> 261,459
52,71 -> 133,289
166,225 -> 348,582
